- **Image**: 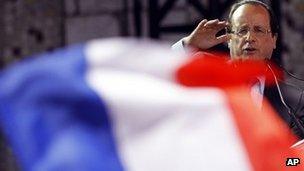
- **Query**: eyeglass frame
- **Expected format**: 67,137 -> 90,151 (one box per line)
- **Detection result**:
226,25 -> 272,37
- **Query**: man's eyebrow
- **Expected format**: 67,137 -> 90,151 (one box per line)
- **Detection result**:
236,23 -> 249,27
238,24 -> 269,28
234,24 -> 249,29
254,25 -> 269,28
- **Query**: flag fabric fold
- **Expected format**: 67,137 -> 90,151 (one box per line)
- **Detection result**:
0,38 -> 302,171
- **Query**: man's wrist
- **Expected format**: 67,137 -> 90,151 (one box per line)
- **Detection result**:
182,36 -> 200,52
182,37 -> 190,48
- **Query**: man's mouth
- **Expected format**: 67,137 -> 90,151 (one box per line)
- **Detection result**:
243,47 -> 257,54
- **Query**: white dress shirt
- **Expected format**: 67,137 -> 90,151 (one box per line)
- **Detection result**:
251,77 -> 265,109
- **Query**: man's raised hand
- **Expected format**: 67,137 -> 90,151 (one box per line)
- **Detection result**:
183,19 -> 231,50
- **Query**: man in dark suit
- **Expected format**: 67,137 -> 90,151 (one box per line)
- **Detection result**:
173,0 -> 304,139
264,79 -> 304,138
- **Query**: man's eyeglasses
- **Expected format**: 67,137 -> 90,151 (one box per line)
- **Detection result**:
229,26 -> 272,37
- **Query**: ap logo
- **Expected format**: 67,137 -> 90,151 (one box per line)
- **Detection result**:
286,158 -> 300,166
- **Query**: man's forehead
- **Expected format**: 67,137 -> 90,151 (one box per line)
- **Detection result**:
230,4 -> 270,27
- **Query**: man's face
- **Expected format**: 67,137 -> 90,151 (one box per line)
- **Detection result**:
228,4 -> 277,60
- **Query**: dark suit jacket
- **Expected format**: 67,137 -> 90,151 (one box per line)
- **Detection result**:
264,81 -> 304,139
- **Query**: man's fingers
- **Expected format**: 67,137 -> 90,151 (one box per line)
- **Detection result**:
197,19 -> 228,31
204,19 -> 227,27
214,23 -> 228,31
218,21 -> 228,25
216,34 -> 231,44
204,19 -> 219,27
205,20 -> 228,31
197,19 -> 208,28
216,21 -> 229,28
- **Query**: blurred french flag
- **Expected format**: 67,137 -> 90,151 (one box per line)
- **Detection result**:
0,38 -> 302,171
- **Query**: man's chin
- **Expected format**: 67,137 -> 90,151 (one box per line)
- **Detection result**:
234,54 -> 267,61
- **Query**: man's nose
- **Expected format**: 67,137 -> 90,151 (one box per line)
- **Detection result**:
244,30 -> 257,42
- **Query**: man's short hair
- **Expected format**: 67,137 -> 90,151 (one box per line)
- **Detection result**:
227,0 -> 279,36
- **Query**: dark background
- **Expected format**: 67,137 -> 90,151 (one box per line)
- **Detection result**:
0,0 -> 303,74
0,0 -> 304,170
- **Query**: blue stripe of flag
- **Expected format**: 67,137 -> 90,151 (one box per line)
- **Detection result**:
0,44 -> 123,171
